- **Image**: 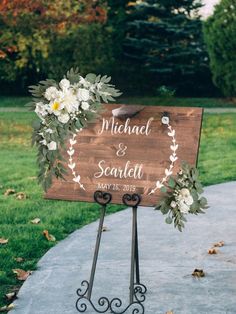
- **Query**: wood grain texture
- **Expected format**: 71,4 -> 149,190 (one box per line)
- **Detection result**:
45,104 -> 203,206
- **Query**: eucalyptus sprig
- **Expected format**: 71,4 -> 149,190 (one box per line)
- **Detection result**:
156,162 -> 208,232
28,68 -> 122,191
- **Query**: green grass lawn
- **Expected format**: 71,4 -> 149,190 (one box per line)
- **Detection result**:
0,96 -> 236,108
0,110 -> 236,308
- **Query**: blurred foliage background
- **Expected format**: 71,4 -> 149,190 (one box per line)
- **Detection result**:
0,0 -> 235,98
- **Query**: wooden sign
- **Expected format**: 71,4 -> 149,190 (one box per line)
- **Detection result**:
45,105 -> 203,206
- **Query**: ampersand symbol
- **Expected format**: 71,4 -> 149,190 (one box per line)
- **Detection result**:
116,143 -> 127,157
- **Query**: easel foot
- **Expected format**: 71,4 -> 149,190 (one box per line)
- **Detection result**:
76,280 -> 147,314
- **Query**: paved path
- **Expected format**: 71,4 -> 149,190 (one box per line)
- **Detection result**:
11,182 -> 236,314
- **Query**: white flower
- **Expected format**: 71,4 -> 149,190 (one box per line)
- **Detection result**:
77,88 -> 90,102
40,139 -> 47,146
47,141 -> 57,151
170,201 -> 177,208
49,101 -> 64,116
179,200 -> 190,214
58,113 -> 70,124
45,128 -> 54,134
61,90 -> 79,113
161,116 -> 169,125
176,188 -> 193,214
44,86 -> 60,101
179,188 -> 194,206
81,101 -> 90,110
59,78 -> 70,90
35,102 -> 48,119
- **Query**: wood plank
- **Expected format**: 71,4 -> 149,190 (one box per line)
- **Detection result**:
45,104 -> 203,206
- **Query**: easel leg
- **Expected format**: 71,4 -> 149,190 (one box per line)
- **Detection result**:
130,205 -> 137,303
87,204 -> 106,300
76,192 -> 147,314
135,209 -> 140,285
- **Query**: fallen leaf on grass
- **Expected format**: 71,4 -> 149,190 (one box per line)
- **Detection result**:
30,218 -> 41,224
0,303 -> 15,312
14,257 -> 24,263
27,176 -> 37,180
208,247 -> 219,254
5,292 -> 17,301
15,192 -> 27,200
213,241 -> 225,247
12,269 -> 32,281
43,230 -> 56,242
4,189 -> 15,196
192,269 -> 205,278
0,238 -> 8,245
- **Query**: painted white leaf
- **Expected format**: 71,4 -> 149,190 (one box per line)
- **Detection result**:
67,149 -> 75,156
68,163 -> 75,170
170,155 -> 178,162
165,169 -> 173,177
70,139 -> 77,145
156,181 -> 164,188
168,130 -> 175,137
170,144 -> 178,151
73,175 -> 81,183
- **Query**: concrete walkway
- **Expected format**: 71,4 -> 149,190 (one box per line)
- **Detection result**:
11,182 -> 236,314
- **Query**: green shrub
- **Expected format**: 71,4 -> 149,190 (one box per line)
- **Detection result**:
204,0 -> 236,97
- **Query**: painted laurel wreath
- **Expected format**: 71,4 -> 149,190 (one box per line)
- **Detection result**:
68,115 -> 179,195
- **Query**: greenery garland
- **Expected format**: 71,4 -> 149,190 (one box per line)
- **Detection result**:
156,162 -> 208,232
28,68 -> 121,191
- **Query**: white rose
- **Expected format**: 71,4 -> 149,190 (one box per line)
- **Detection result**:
47,141 -> 57,151
77,88 -> 90,101
59,78 -> 70,90
185,195 -> 194,206
179,200 -> 190,214
81,102 -> 90,110
179,188 -> 191,198
35,102 -> 48,118
58,113 -> 70,124
44,86 -> 60,101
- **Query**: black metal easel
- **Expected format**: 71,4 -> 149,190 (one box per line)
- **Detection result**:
75,191 -> 147,313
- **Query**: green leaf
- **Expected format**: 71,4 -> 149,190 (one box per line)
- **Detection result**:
32,120 -> 41,130
86,73 -> 97,83
165,216 -> 173,224
160,186 -> 167,193
168,177 -> 175,188
199,197 -> 208,207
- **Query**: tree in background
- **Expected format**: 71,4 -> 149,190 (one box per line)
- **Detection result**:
204,0 -> 236,97
123,0 -> 212,95
0,0 -> 110,92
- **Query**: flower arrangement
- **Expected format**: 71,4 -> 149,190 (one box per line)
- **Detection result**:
28,68 -> 121,191
156,162 -> 208,232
